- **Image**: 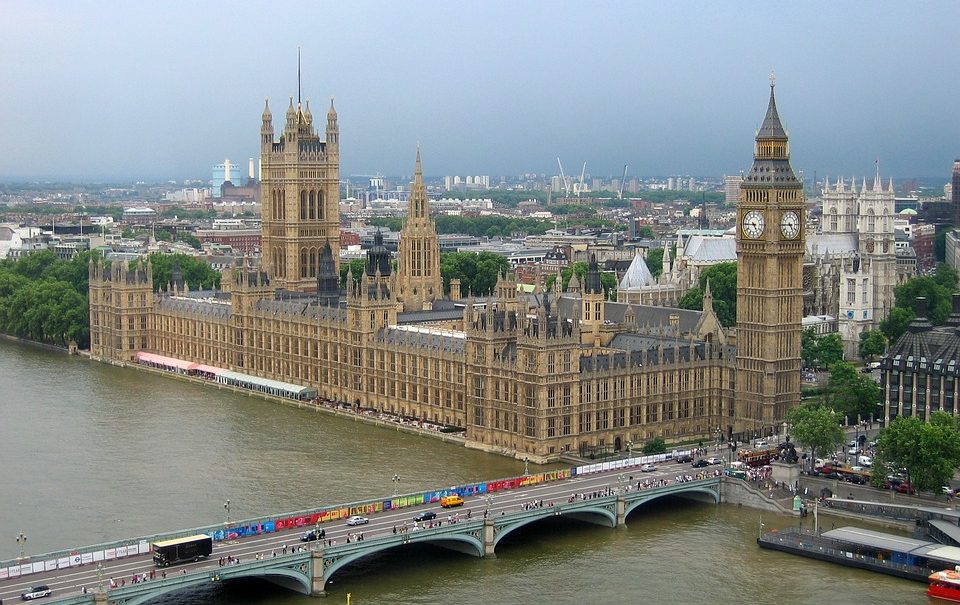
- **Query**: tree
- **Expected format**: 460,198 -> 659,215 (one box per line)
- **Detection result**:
148,253 -> 221,292
544,261 -> 617,299
644,248 -> 665,278
642,436 -> 666,454
821,361 -> 881,419
873,412 -> 960,492
439,251 -> 510,297
880,307 -> 914,343
893,275 -> 954,325
636,226 -> 655,239
787,403 -> 844,462
177,232 -> 202,250
801,328 -> 819,369
858,329 -> 887,362
679,262 -> 737,327
339,258 -> 366,288
816,333 -> 844,368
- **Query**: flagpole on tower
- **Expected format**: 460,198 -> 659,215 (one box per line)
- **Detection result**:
297,46 -> 302,106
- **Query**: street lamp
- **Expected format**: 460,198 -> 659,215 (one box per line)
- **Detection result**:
617,473 -> 625,495
223,499 -> 231,527
15,531 -> 26,560
485,493 -> 493,515
523,457 -> 529,476
392,474 -> 400,497
715,427 -> 721,453
97,562 -> 104,592
626,440 -> 633,458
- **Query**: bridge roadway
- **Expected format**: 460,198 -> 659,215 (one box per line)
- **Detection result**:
0,460 -> 721,604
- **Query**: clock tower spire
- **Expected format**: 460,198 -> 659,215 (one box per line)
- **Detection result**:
734,79 -> 805,435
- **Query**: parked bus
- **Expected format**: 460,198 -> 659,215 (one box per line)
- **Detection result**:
152,534 -> 213,567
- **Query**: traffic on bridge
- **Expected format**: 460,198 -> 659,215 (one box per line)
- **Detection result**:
0,452 -> 722,603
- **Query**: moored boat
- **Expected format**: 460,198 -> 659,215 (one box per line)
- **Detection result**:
928,569 -> 960,602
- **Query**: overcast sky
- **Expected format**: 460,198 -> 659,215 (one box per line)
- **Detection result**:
1,1 -> 958,182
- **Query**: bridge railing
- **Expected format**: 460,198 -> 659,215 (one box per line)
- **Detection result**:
1,451 -> 699,581
0,468 -> 570,578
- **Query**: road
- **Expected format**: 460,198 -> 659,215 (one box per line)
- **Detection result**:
0,458 -> 718,602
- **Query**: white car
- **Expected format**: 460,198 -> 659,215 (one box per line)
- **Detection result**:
640,463 -> 657,472
21,585 -> 52,600
346,515 -> 369,526
706,457 -> 723,465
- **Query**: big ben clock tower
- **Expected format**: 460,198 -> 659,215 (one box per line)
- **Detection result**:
735,76 -> 805,434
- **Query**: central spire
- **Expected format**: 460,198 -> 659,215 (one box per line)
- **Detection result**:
757,80 -> 788,141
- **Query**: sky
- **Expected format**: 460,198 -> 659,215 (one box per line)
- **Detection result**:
1,1 -> 958,182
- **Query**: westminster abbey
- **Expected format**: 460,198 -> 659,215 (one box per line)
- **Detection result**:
89,85 -> 804,462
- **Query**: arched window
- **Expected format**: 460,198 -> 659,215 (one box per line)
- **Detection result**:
300,191 -> 307,220
308,191 -> 316,220
300,249 -> 308,278
867,209 -> 875,232
317,190 -> 324,220
309,247 -> 317,277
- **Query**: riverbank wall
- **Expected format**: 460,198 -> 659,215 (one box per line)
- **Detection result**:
0,333 -> 71,354
111,359 -> 468,447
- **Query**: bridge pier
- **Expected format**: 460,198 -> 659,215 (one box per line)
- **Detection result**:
483,518 -> 495,557
616,496 -> 626,527
311,549 -> 327,597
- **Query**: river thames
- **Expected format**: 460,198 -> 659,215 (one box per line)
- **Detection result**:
0,339 -> 924,604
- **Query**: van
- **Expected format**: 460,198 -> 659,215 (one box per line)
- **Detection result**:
440,494 -> 464,508
858,455 -> 872,467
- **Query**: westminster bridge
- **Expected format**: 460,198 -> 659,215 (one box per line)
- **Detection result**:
0,455 -> 721,604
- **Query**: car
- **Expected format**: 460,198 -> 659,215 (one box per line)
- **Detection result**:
895,483 -> 916,495
847,447 -> 859,456
847,440 -> 857,447
640,463 -> 657,472
346,515 -> 369,526
754,440 -> 768,448
943,486 -> 955,496
21,585 -> 52,601
414,510 -> 438,522
706,457 -> 723,465
692,459 -> 710,468
300,529 -> 324,542
674,454 -> 694,463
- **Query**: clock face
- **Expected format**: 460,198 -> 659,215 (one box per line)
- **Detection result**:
742,210 -> 765,239
780,210 -> 800,239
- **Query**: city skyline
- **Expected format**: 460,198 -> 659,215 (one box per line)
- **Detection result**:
1,1 -> 958,181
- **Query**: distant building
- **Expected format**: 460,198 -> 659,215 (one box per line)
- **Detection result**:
724,175 -> 743,205
953,160 -> 960,226
212,158 -> 243,199
122,207 -> 157,223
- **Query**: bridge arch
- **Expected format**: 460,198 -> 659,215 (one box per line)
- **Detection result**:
493,506 -> 616,551
117,567 -> 312,605
623,486 -> 720,519
323,534 -> 484,583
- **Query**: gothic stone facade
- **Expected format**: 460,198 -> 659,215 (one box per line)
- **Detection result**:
88,85 -> 800,462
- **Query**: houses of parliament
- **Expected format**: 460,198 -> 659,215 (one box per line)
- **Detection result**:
89,84 -> 805,462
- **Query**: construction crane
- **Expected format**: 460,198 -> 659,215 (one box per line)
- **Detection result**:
618,164 -> 628,199
577,162 -> 586,198
556,157 -> 570,197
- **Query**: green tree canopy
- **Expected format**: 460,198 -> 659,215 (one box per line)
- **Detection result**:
339,258 -> 366,288
678,262 -> 737,327
858,329 -> 887,362
821,361 -> 881,419
642,436 -> 667,454
543,261 -> 617,298
800,329 -> 845,369
787,403 -> 844,461
644,248 -> 665,278
148,253 -> 220,292
873,412 -> 960,492
439,251 -> 510,297
879,307 -> 915,343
